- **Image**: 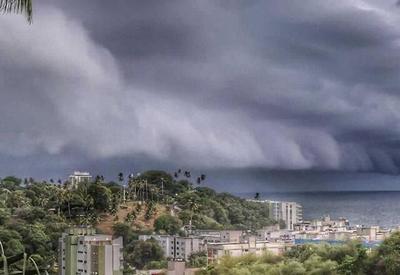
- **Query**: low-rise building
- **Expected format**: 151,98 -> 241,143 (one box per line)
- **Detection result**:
257,228 -> 293,242
207,236 -> 293,264
256,224 -> 293,242
193,230 -> 245,244
139,235 -> 203,261
291,215 -> 393,243
356,226 -> 391,242
357,226 -> 379,242
220,230 -> 244,243
137,260 -> 199,275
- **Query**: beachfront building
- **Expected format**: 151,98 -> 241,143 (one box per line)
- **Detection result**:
290,215 -> 393,243
207,236 -> 293,264
294,216 -> 349,233
68,171 -> 92,189
311,215 -> 349,230
257,224 -> 293,242
59,227 -> 123,275
139,235 -> 203,261
253,200 -> 302,230
356,226 -> 391,242
248,199 -> 303,230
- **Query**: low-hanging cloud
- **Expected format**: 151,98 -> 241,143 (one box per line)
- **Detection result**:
2,0 -> 400,176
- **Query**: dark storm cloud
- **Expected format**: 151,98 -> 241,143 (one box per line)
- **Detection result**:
1,0 -> 400,178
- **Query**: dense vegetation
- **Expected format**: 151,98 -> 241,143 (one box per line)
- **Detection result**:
0,176 -> 69,273
131,170 -> 274,230
200,232 -> 400,275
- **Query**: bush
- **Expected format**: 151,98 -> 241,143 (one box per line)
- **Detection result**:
125,239 -> 165,269
154,214 -> 183,235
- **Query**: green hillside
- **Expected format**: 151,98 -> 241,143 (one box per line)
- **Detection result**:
0,170 -> 275,273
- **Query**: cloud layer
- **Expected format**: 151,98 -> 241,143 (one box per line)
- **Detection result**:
2,0 -> 400,176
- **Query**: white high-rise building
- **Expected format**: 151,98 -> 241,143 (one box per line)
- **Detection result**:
68,171 -> 92,188
267,201 -> 303,230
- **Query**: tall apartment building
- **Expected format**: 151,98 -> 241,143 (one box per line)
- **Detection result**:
265,201 -> 302,230
59,228 -> 123,275
68,171 -> 92,188
139,235 -> 202,261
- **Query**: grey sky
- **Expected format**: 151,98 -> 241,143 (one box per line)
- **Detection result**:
1,1 -> 400,188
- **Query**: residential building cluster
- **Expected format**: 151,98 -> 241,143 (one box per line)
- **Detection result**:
139,229 -> 294,266
292,215 -> 391,243
251,200 -> 392,244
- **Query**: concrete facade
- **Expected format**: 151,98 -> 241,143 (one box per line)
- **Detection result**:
68,171 -> 92,188
207,236 -> 292,264
267,201 -> 303,230
139,235 -> 202,261
247,200 -> 303,230
193,230 -> 244,244
59,228 -> 123,275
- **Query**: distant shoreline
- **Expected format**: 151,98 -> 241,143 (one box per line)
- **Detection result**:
236,190 -> 400,197
235,191 -> 400,228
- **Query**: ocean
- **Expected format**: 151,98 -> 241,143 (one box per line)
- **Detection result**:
240,191 -> 400,228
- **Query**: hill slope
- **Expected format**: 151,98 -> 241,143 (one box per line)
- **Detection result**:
97,201 -> 170,234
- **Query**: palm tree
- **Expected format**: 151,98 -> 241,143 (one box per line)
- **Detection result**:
0,188 -> 11,206
184,171 -> 191,178
118,172 -> 126,203
61,189 -> 73,221
186,198 -> 199,234
160,177 -> 165,201
53,186 -> 64,216
0,0 -> 32,23
128,176 -> 137,201
118,172 -> 124,182
94,175 -> 102,184
133,179 -> 141,202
